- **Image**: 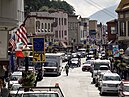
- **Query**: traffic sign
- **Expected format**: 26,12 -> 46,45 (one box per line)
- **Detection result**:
33,53 -> 46,62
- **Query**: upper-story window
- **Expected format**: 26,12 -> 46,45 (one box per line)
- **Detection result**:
120,22 -> 126,36
48,23 -> 50,32
62,18 -> 63,25
64,18 -> 67,25
111,27 -> 116,34
59,18 -> 60,25
36,21 -> 40,32
55,31 -> 58,38
64,30 -> 67,36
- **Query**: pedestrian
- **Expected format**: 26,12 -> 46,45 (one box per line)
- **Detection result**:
65,64 -> 69,76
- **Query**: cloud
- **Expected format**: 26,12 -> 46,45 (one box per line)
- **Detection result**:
65,0 -> 121,17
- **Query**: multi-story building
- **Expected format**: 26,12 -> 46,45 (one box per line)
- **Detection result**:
29,11 -> 68,47
89,20 -> 97,45
25,15 -> 55,43
106,19 -> 117,43
78,17 -> 90,46
68,15 -> 80,48
0,0 -> 24,85
116,0 -> 129,49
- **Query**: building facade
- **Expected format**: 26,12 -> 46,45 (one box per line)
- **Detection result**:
116,0 -> 129,49
89,20 -> 97,45
68,15 -> 80,47
30,10 -> 68,45
25,15 -> 55,43
78,17 -> 90,46
0,0 -> 24,30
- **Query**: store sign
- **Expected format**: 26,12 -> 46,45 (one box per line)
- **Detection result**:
0,31 -> 8,60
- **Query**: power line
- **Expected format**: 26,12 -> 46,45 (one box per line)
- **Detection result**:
90,0 -> 117,16
85,0 -> 117,18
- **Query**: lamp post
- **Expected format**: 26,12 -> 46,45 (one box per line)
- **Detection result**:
22,46 -> 31,71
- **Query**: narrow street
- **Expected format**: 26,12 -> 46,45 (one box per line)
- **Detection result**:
37,58 -> 118,97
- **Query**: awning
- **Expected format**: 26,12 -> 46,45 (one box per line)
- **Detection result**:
60,41 -> 67,48
125,47 -> 129,55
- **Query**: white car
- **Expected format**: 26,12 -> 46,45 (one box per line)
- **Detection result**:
11,86 -> 64,97
9,71 -> 22,88
99,72 -> 121,95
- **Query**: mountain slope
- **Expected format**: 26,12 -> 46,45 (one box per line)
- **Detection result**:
89,5 -> 118,24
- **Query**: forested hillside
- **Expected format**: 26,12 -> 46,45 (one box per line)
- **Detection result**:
24,0 -> 75,15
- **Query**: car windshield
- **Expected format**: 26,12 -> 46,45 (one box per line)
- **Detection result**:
94,63 -> 109,70
103,76 -> 121,81
23,93 -> 59,97
10,75 -> 22,81
123,86 -> 129,92
44,61 -> 57,67
99,67 -> 109,70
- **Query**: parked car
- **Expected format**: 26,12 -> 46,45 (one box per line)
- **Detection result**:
9,71 -> 22,88
82,63 -> 91,71
118,80 -> 129,97
99,72 -> 121,95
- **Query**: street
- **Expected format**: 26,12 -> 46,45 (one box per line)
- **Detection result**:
37,58 -> 118,97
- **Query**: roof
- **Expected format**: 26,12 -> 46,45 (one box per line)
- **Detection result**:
116,0 -> 129,12
12,71 -> 22,76
103,72 -> 119,77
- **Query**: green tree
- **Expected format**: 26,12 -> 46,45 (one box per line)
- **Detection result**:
24,0 -> 75,15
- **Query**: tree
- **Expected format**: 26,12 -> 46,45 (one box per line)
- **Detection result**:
24,0 -> 75,15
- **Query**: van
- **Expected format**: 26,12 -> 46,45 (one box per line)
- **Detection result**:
43,53 -> 64,75
91,59 -> 111,83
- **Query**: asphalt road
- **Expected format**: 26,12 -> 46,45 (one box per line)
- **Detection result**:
37,58 -> 118,97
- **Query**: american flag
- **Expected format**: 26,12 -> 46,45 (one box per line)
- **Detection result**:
16,25 -> 28,46
9,34 -> 16,51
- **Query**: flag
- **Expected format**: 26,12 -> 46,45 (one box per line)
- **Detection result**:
15,49 -> 24,58
9,34 -> 16,51
16,25 -> 28,46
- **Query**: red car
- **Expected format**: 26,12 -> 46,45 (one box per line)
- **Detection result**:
82,63 -> 91,71
118,80 -> 129,97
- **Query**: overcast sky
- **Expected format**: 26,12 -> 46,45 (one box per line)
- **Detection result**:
64,0 -> 121,17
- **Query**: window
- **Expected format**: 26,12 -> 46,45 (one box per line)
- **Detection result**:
59,18 -> 60,25
120,22 -> 126,36
64,18 -> 67,25
59,31 -> 61,38
62,31 -> 63,38
36,21 -> 40,31
111,27 -> 116,34
84,23 -> 87,27
55,31 -> 58,38
45,23 -> 47,29
48,23 -> 50,32
64,30 -> 67,35
55,18 -> 58,25
62,18 -> 63,25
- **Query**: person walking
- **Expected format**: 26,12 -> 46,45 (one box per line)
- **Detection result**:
65,64 -> 69,76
